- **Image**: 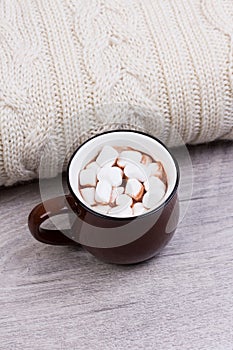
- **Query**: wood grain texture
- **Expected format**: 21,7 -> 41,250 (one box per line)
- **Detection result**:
0,141 -> 232,350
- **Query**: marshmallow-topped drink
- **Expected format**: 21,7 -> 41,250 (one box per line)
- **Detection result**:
78,145 -> 168,217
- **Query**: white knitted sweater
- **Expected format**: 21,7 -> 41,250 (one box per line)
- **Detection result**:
0,0 -> 232,186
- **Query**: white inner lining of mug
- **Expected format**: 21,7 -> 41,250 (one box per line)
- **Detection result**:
69,131 -> 177,217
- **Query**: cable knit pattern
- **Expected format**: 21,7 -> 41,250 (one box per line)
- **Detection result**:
0,0 -> 232,186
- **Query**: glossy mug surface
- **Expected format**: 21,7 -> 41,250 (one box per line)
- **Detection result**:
28,130 -> 180,264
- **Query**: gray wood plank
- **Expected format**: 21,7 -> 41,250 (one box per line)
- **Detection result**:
0,141 -> 232,350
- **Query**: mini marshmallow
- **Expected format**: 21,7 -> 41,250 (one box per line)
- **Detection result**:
97,166 -> 123,187
124,163 -> 148,182
141,154 -> 153,165
125,178 -> 144,201
147,162 -> 162,177
117,150 -> 142,167
144,176 -> 166,193
110,186 -> 124,203
80,187 -> 96,206
142,190 -> 165,209
116,194 -> 133,207
86,161 -> 100,172
94,204 -> 111,214
95,180 -> 112,204
79,168 -> 97,187
96,145 -> 118,167
108,205 -> 133,218
133,203 -> 147,216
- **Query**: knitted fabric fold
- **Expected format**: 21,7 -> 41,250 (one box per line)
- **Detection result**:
0,0 -> 232,186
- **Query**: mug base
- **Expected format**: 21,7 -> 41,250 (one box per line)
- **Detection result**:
83,230 -> 175,265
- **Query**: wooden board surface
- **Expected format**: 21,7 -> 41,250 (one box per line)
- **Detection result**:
0,141 -> 232,350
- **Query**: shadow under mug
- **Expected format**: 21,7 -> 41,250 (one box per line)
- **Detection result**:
28,130 -> 180,264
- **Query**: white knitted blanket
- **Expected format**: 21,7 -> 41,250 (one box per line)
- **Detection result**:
0,0 -> 233,186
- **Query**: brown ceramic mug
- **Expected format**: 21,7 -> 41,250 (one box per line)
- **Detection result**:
28,130 -> 180,264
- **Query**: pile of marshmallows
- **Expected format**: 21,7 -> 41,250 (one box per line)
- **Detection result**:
79,146 -> 167,217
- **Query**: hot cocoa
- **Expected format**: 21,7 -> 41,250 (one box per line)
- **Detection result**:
79,145 -> 168,217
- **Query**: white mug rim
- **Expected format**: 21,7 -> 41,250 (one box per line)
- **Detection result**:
67,130 -> 180,220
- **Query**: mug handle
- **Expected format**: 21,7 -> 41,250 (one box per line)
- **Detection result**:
28,195 -> 81,246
